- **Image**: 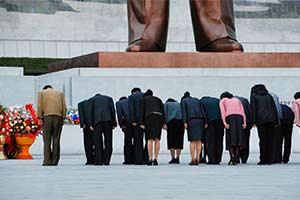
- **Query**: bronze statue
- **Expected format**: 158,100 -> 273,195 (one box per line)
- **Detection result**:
126,0 -> 243,52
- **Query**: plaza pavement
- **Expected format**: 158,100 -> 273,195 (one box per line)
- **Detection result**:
1,153 -> 299,200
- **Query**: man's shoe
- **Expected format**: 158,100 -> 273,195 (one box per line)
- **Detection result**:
257,161 -> 266,165
199,158 -> 207,164
200,37 -> 244,52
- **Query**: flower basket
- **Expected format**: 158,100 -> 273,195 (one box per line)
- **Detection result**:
15,133 -> 36,159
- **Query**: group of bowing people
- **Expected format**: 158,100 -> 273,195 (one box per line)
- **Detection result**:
78,84 -> 298,166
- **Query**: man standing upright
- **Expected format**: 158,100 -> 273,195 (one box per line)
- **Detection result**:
128,88 -> 146,164
89,94 -> 117,165
116,96 -> 134,164
37,85 -> 67,166
78,99 -> 94,165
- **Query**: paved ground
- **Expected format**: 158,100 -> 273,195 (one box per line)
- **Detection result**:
1,153 -> 300,200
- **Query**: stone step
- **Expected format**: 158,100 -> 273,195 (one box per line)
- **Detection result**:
48,52 -> 300,73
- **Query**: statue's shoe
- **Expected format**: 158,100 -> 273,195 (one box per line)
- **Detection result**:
126,39 -> 162,52
200,37 -> 244,52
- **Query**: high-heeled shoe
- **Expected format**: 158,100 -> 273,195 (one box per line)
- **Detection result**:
147,159 -> 153,166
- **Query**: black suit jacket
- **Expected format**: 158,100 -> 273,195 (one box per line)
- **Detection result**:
128,92 -> 144,124
140,95 -> 165,125
78,99 -> 92,128
116,98 -> 130,128
89,94 -> 116,127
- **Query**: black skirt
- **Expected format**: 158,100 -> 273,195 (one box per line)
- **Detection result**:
167,119 -> 184,149
145,113 -> 164,140
187,118 -> 204,142
225,114 -> 243,150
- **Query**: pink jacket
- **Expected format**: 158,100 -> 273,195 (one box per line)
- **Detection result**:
219,97 -> 246,125
293,99 -> 300,125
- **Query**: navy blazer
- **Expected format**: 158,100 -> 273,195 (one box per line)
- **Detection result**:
116,98 -> 130,128
128,92 -> 144,124
236,96 -> 253,125
89,94 -> 116,127
181,96 -> 207,123
78,99 -> 92,128
280,104 -> 295,123
199,96 -> 221,123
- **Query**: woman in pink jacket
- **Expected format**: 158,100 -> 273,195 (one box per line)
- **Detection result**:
219,92 -> 246,165
293,92 -> 300,127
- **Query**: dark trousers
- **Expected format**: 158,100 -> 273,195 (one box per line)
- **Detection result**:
133,125 -> 145,164
240,124 -> 251,164
123,124 -> 135,164
272,125 -> 283,163
205,120 -> 224,164
83,128 -> 94,164
280,121 -> 293,163
257,123 -> 276,164
93,122 -> 113,165
42,115 -> 63,165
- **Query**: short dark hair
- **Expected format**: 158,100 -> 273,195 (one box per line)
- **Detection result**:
143,89 -> 153,97
119,96 -> 127,101
166,98 -> 176,103
220,91 -> 233,99
43,85 -> 53,90
294,92 -> 300,99
131,87 -> 141,94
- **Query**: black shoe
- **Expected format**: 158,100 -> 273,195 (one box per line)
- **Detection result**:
232,160 -> 237,165
283,160 -> 289,164
85,162 -> 94,165
228,160 -> 233,165
200,158 -> 207,164
169,158 -> 176,164
147,160 -> 153,166
174,158 -> 180,164
42,164 -> 53,166
153,159 -> 158,166
257,161 -> 266,165
94,163 -> 104,166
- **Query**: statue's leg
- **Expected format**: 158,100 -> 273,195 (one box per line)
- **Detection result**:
190,0 -> 243,52
126,0 -> 169,52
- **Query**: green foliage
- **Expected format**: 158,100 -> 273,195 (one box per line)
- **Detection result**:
0,57 -> 64,75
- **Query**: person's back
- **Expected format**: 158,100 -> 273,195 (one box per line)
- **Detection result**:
91,94 -> 116,126
181,96 -> 205,121
164,101 -> 182,123
38,88 -> 66,118
141,95 -> 164,116
250,84 -> 278,125
116,97 -> 130,127
281,104 -> 294,123
235,96 -> 252,125
37,85 -> 66,166
128,91 -> 144,124
199,96 -> 221,123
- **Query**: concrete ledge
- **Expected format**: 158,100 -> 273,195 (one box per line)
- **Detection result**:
48,52 -> 300,73
0,67 -> 23,76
